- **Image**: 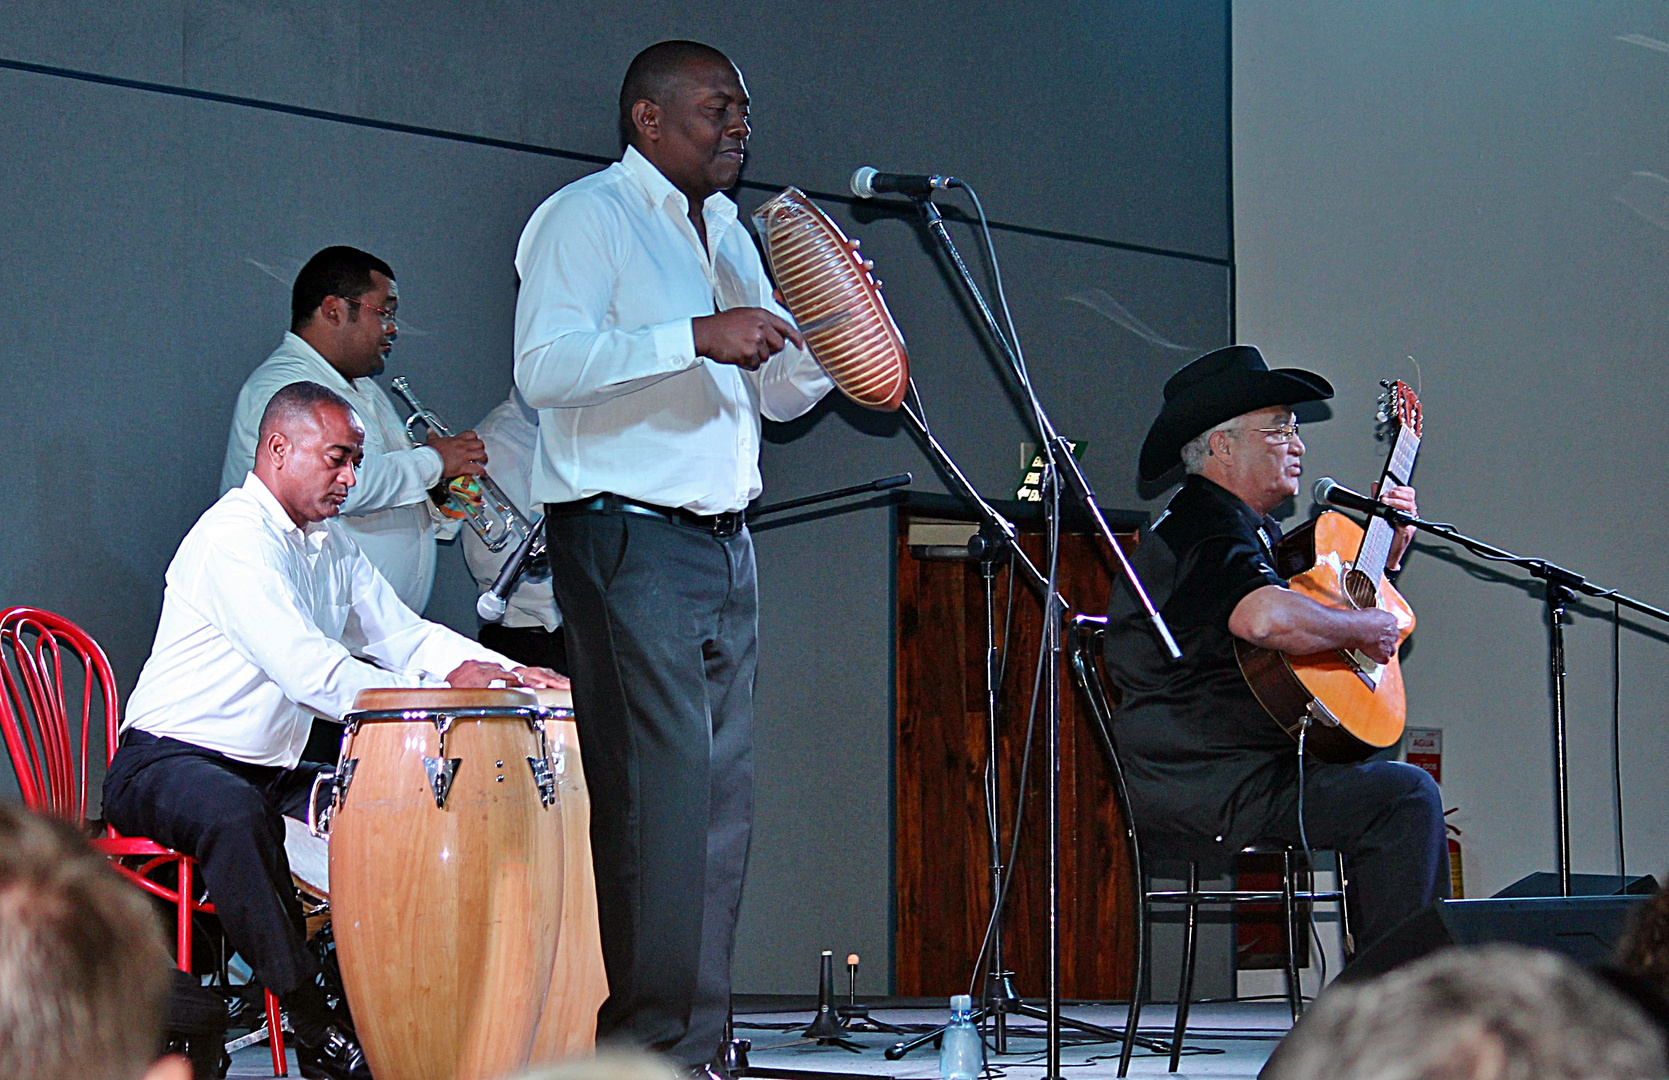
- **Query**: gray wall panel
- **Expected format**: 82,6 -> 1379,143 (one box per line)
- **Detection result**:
7,1 -> 1228,255
0,2 -> 183,82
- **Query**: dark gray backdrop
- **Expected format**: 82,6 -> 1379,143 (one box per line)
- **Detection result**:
0,2 -> 1231,992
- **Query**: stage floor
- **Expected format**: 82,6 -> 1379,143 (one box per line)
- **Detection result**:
226,998 -> 1291,1079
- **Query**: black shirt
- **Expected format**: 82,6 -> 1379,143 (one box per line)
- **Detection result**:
1103,475 -> 1294,864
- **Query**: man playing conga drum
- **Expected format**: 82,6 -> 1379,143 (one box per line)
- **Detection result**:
104,381 -> 564,1080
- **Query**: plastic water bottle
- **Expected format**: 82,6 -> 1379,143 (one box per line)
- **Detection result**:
938,994 -> 982,1080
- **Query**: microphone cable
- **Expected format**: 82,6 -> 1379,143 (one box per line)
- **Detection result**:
1613,596 -> 1626,887
1294,722 -> 1329,999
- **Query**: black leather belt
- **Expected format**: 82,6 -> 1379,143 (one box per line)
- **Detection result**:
545,493 -> 746,538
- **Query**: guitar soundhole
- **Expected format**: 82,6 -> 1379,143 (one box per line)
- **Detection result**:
1344,568 -> 1377,609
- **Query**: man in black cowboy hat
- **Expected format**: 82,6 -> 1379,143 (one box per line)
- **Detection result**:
1104,345 -> 1448,952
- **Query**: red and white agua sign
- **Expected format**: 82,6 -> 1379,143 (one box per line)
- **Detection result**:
1404,727 -> 1442,784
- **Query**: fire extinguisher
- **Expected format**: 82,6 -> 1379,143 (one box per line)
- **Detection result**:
1445,808 -> 1464,899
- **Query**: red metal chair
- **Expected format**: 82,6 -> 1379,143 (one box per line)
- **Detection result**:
0,606 -> 288,1076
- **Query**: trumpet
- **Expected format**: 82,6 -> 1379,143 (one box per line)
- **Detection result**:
389,377 -> 535,554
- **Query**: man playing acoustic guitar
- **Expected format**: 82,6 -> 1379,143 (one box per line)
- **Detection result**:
1103,345 -> 1448,953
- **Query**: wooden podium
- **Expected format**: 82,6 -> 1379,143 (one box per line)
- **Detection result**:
893,493 -> 1146,1001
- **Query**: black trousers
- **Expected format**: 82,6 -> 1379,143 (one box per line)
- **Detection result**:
1249,759 -> 1450,950
545,508 -> 756,1067
102,730 -> 325,999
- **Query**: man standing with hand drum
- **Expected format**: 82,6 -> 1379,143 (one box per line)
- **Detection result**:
512,40 -> 833,1075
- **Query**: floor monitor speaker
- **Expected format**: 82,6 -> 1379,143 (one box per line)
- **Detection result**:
1491,872 -> 1657,898
1338,896 -> 1649,985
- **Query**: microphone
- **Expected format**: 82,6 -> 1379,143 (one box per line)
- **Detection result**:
849,167 -> 959,199
476,518 -> 544,622
1312,477 -> 1415,525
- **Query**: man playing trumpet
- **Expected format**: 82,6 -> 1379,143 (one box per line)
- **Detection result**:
222,245 -> 488,614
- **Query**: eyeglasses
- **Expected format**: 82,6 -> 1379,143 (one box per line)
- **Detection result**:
341,296 -> 399,331
1241,423 -> 1302,445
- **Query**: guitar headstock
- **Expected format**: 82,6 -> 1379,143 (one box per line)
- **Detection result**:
1376,379 -> 1422,440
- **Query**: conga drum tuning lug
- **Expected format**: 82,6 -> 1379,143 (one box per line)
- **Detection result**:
307,768 -> 335,838
528,756 -> 557,808
307,757 -> 360,837
423,756 -> 462,808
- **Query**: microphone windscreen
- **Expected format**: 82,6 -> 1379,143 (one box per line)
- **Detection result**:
1312,477 -> 1338,504
476,591 -> 508,621
850,166 -> 878,199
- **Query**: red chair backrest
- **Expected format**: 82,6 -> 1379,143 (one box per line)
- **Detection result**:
0,607 -> 121,828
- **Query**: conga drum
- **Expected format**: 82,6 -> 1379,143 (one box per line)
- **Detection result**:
528,686 -> 609,1061
326,688 -> 565,1080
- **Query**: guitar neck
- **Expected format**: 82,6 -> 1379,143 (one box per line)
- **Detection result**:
1354,425 -> 1420,585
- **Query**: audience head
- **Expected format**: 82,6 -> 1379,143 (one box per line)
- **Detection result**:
1603,884 -> 1669,1034
0,801 -> 186,1080
290,245 -> 399,378
253,381 -> 364,527
1617,885 -> 1669,989
1261,944 -> 1666,1080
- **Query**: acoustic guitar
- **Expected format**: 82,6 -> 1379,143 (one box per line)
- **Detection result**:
1235,381 -> 1423,764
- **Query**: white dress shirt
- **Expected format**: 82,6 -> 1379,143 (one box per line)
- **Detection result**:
461,388 -> 561,631
513,146 -> 833,514
220,332 -> 450,612
125,473 -> 513,768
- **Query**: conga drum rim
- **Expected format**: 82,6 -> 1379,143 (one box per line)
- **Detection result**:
534,687 -> 573,714
350,686 -> 539,713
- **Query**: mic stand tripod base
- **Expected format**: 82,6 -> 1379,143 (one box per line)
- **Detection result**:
882,994 -> 1172,1061
835,1004 -> 908,1035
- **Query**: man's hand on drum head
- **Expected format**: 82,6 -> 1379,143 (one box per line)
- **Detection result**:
512,665 -> 569,689
443,660 -> 569,690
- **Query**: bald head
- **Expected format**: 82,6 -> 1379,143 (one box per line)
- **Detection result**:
618,40 -> 736,148
258,381 -> 352,444
253,381 -> 363,526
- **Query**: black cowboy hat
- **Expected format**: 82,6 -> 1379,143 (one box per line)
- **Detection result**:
1138,345 -> 1334,483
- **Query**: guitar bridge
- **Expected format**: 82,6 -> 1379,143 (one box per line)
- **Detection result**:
1343,649 -> 1383,691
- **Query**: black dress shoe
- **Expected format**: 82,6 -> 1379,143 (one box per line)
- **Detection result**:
295,1023 -> 372,1080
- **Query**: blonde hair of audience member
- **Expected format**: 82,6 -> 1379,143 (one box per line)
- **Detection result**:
1260,945 -> 1667,1080
510,1049 -> 684,1080
0,802 -> 189,1080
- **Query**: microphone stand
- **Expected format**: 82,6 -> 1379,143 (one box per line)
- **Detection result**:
750,472 -> 913,519
1331,498 -> 1669,898
484,476 -> 914,621
902,192 -> 1178,1080
879,422 -> 1170,1064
